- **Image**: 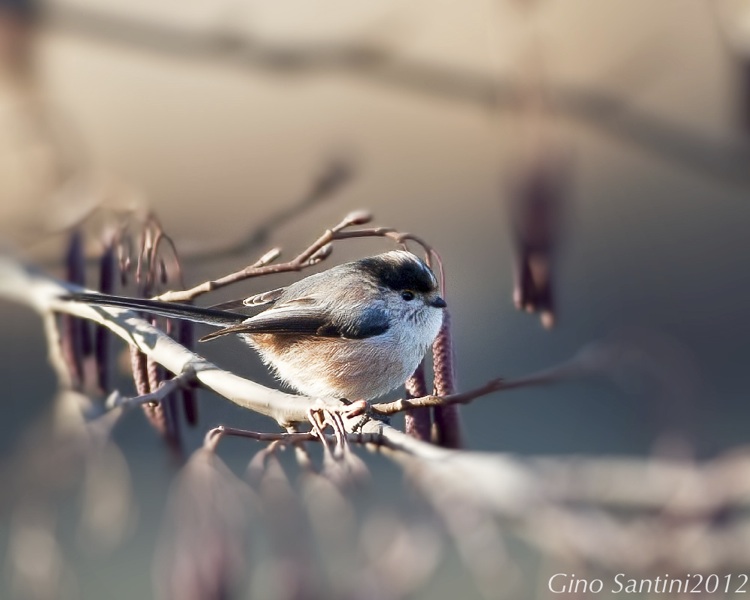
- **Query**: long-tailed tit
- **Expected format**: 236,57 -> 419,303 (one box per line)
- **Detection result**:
63,251 -> 446,401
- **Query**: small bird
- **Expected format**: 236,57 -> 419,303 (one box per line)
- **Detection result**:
63,251 -> 446,401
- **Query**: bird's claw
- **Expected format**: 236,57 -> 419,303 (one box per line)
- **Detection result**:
339,399 -> 372,432
342,399 -> 369,418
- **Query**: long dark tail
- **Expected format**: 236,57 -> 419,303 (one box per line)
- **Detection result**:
61,293 -> 247,327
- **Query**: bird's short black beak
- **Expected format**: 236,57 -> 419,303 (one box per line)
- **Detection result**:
430,296 -> 447,308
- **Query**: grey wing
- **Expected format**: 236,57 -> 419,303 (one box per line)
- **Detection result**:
209,287 -> 287,311
243,287 -> 287,306
199,297 -> 389,342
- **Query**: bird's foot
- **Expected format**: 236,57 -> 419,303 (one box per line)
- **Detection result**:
341,398 -> 369,417
334,398 -> 370,431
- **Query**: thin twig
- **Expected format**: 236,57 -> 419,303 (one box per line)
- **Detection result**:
104,369 -> 195,411
371,360 -> 579,417
372,379 -> 508,417
370,341 -> 607,417
204,424 -> 387,452
208,426 -> 316,446
153,213 -> 445,303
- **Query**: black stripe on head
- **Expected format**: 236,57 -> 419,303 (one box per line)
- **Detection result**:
357,251 -> 438,293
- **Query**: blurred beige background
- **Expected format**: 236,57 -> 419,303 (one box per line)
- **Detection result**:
2,1 -> 750,598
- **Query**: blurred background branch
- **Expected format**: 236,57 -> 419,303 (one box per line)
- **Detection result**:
40,0 -> 750,187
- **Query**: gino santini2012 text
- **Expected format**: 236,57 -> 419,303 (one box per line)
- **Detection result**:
548,573 -> 749,595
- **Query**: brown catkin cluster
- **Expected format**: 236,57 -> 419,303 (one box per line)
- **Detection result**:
178,318 -> 198,426
431,309 -> 463,448
404,363 -> 431,441
130,344 -> 168,435
432,310 -> 455,397
113,217 -> 194,453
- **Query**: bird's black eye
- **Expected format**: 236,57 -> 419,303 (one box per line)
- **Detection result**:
401,290 -> 415,301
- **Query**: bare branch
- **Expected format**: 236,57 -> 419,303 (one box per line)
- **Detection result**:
153,212 -> 448,304
205,426 -> 316,449
372,380 -> 505,417
372,337 -> 623,417
0,254 -> 336,426
153,210 -> 375,303
102,369 -> 195,412
372,363 -> 578,417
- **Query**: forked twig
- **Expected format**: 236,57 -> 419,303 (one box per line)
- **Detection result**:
103,369 -> 196,412
371,379 -> 508,417
204,426 -> 317,452
153,212 -> 445,303
371,353 -> 586,417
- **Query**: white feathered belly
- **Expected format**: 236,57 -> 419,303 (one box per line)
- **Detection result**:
243,314 -> 441,400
